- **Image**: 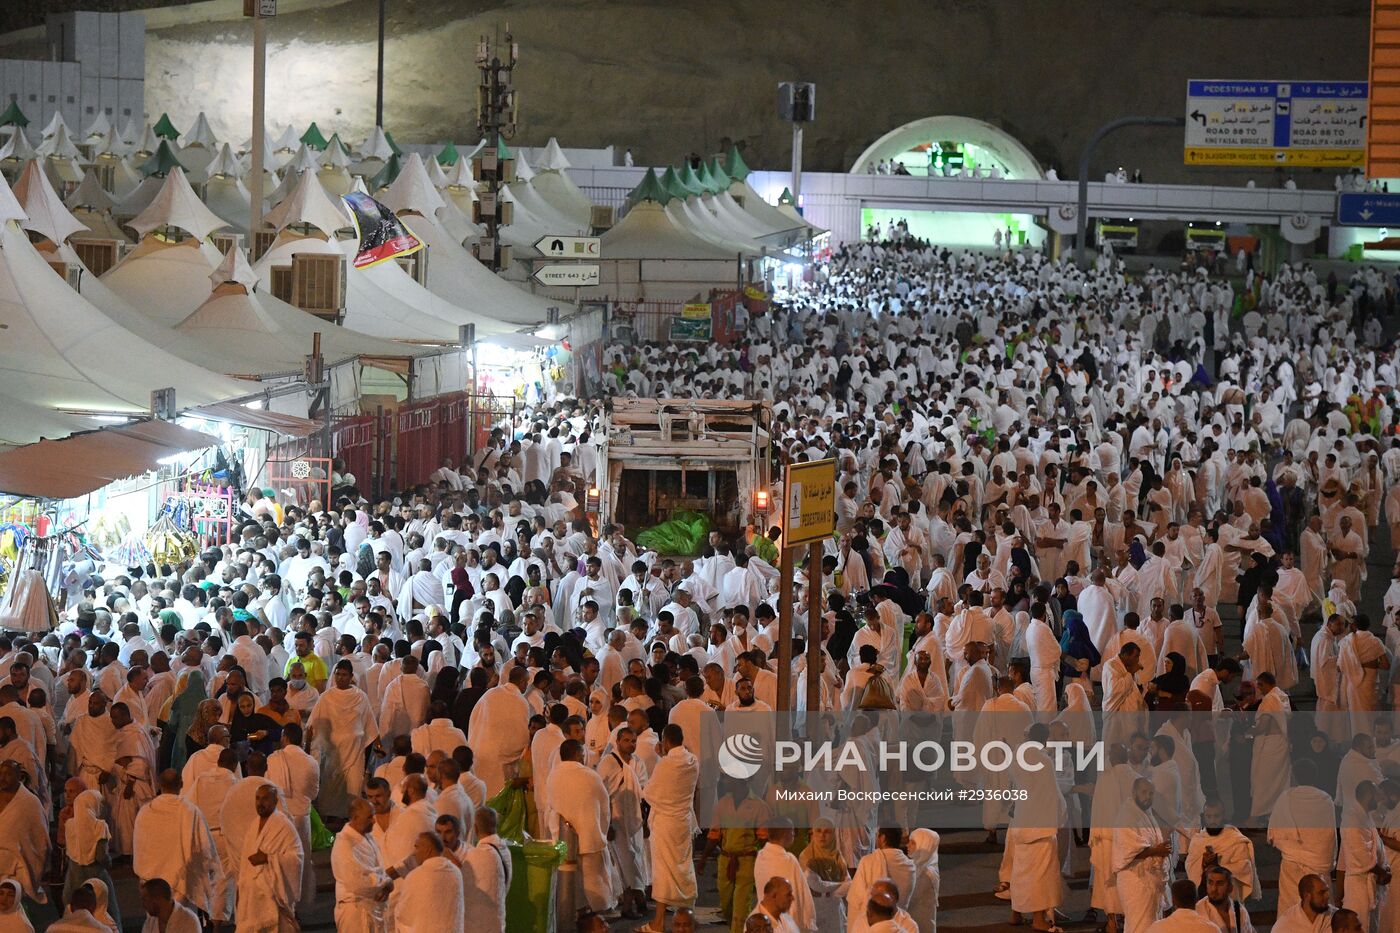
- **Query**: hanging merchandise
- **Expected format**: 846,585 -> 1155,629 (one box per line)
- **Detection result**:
108,531 -> 153,571
144,513 -> 199,568
0,567 -> 58,633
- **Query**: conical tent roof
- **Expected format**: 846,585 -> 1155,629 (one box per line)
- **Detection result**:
152,113 -> 181,140
529,170 -> 594,228
659,167 -> 691,202
128,167 -> 228,241
707,156 -> 732,189
120,116 -> 142,143
320,140 -> 352,169
695,161 -> 723,194
627,169 -> 670,206
184,112 -> 217,148
601,199 -> 741,261
0,168 -> 27,223
677,163 -> 707,196
325,132 -> 351,157
38,125 -> 82,160
0,217 -> 244,413
14,160 -> 88,245
202,143 -> 242,180
0,393 -> 96,448
537,137 -> 570,171
65,170 -> 116,212
203,174 -> 254,236
424,157 -> 449,188
0,102 -> 28,128
437,141 -> 460,166
0,128 -> 37,162
139,140 -> 184,177
41,111 -> 69,139
381,153 -> 444,216
369,153 -> 402,191
443,157 -> 475,189
134,123 -> 159,155
271,124 -> 300,151
209,245 -> 259,290
513,147 -> 534,181
95,126 -> 129,158
262,170 -> 348,238
82,113 -> 112,141
383,130 -> 403,156
283,144 -> 321,175
300,122 -> 328,150
360,126 -> 394,160
725,144 -> 751,181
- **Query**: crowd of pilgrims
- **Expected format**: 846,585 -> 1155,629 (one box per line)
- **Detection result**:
3,240 -> 1400,933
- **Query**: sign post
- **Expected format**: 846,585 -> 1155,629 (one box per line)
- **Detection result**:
1337,191 -> 1400,226
775,458 -> 836,712
1183,79 -> 1367,167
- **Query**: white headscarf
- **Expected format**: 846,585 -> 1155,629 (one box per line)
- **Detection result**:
0,879 -> 32,933
84,879 -> 117,933
65,789 -> 110,866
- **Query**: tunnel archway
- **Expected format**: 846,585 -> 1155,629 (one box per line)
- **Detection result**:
851,115 -> 1044,179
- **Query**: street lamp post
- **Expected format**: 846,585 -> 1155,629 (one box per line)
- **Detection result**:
1075,116 -> 1186,269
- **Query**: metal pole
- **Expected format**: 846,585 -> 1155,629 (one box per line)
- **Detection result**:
1074,116 -> 1185,269
375,0 -> 386,129
249,8 -> 266,238
791,122 -> 804,201
776,545 -> 794,711
805,541 -> 822,714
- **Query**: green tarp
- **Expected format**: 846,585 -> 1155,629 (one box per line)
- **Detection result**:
636,510 -> 711,556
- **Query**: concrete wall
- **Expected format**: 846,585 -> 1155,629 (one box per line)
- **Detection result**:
0,12 -> 144,135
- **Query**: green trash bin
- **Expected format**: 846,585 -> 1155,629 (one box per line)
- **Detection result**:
504,839 -> 568,933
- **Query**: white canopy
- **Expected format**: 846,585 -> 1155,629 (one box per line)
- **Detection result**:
263,170 -> 349,239
184,112 -> 218,148
202,143 -> 243,181
0,219 -> 245,413
13,160 -> 89,246
529,170 -> 594,229
0,128 -> 38,163
380,153 -> 445,217
360,126 -> 394,161
65,171 -> 117,213
40,112 -> 69,139
537,137 -> 571,171
601,200 -> 742,260
128,167 -> 228,241
82,113 -> 112,143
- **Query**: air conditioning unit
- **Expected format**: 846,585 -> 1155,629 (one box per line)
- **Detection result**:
590,205 -> 616,232
291,252 -> 346,323
269,265 -> 294,303
45,259 -> 82,291
251,229 -> 278,261
70,238 -> 120,276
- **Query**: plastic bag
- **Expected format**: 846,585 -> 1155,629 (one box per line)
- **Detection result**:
488,783 -> 531,843
310,807 -> 335,851
635,510 -> 711,556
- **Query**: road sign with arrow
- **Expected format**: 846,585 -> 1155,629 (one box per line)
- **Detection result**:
532,263 -> 600,287
1337,192 -> 1400,226
534,235 -> 600,258
1183,79 -> 1366,167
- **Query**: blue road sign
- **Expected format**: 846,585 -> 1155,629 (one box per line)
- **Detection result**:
1337,192 -> 1400,226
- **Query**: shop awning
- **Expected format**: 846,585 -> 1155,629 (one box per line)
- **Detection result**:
187,402 -> 319,437
0,419 -> 219,499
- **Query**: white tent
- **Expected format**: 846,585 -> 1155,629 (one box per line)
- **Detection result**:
255,171 -> 489,342
665,196 -> 759,256
128,168 -> 228,241
602,199 -> 743,261
13,161 -> 89,246
82,113 -> 112,145
383,155 -> 556,327
0,128 -> 37,165
183,112 -> 218,149
176,247 -> 425,374
40,112 -> 70,140
0,393 -> 98,449
0,191 -> 245,413
529,170 -> 594,229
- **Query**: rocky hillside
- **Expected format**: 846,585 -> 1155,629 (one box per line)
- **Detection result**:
4,0 -> 1373,181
